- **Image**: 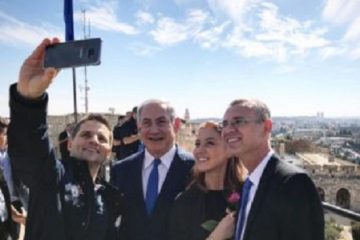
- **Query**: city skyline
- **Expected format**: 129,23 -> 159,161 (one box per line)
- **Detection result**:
1,0 -> 360,118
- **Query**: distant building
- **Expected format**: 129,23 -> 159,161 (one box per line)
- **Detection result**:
280,152 -> 360,212
317,111 -> 324,119
292,128 -> 325,141
315,136 -> 351,146
184,108 -> 190,122
279,143 -> 286,157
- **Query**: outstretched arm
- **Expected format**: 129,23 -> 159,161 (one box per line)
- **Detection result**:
8,38 -> 63,190
17,38 -> 60,99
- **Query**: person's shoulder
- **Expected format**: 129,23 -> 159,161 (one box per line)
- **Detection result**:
176,147 -> 195,162
112,151 -> 143,170
174,185 -> 202,204
269,154 -> 314,188
100,178 -> 123,197
270,154 -> 305,175
128,117 -> 137,126
121,118 -> 134,128
112,124 -> 121,132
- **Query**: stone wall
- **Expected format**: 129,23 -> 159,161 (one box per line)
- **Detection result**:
305,166 -> 360,212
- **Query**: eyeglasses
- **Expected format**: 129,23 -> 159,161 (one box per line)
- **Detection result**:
221,117 -> 262,128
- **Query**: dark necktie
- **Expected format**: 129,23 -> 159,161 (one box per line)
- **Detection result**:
235,177 -> 253,240
145,159 -> 161,215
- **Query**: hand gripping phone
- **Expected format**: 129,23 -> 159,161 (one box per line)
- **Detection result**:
43,38 -> 102,68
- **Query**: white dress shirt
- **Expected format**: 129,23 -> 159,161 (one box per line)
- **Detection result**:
142,145 -> 176,198
239,149 -> 274,240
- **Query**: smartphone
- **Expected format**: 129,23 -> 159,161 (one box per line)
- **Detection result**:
43,38 -> 102,68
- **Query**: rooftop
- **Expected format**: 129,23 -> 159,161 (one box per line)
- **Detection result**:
297,153 -> 357,166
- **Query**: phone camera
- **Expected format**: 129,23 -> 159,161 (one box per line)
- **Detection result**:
88,48 -> 95,58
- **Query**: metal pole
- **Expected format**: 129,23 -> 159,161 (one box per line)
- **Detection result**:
83,9 -> 89,114
72,68 -> 78,123
322,201 -> 360,222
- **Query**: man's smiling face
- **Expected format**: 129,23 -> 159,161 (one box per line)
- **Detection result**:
138,102 -> 176,158
68,120 -> 112,164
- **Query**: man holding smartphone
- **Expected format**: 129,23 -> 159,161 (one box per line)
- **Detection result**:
8,38 -> 122,240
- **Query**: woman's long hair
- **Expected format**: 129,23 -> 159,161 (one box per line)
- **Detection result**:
187,121 -> 245,192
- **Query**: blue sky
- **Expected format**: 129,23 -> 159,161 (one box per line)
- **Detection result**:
0,0 -> 359,118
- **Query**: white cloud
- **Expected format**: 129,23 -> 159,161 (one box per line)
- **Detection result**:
127,1 -> 348,63
0,11 -> 62,47
322,0 -> 360,25
150,17 -> 189,45
222,2 -> 329,62
150,9 -> 209,46
74,2 -> 137,35
319,46 -> 346,60
274,65 -> 296,74
240,41 -> 282,59
343,17 -> 360,42
148,2 -> 331,62
187,8 -> 209,24
194,21 -> 230,49
348,45 -> 360,60
256,3 -> 329,50
130,43 -> 162,56
173,0 -> 202,6
208,0 -> 254,24
150,8 -> 230,50
322,1 -> 360,59
224,28 -> 288,62
136,11 -> 155,25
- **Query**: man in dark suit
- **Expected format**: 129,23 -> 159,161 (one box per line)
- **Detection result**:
222,99 -> 324,240
110,99 -> 194,240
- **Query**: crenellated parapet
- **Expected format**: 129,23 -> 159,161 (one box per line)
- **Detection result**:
285,152 -> 360,212
303,164 -> 360,177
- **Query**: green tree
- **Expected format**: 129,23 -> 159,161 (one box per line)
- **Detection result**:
325,218 -> 342,240
352,221 -> 360,240
285,139 -> 315,154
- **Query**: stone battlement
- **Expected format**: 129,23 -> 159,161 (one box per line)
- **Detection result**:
303,164 -> 360,176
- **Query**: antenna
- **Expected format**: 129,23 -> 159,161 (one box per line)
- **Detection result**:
82,9 -> 90,113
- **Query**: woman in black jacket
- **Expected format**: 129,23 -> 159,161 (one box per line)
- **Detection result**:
170,121 -> 245,240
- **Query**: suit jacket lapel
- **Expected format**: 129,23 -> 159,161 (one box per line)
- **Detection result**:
160,150 -> 187,198
153,149 -> 187,215
243,156 -> 278,240
131,152 -> 148,216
